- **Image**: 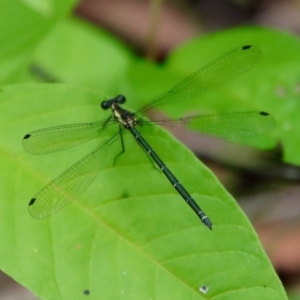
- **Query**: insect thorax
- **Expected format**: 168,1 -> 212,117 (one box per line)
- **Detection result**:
112,103 -> 138,129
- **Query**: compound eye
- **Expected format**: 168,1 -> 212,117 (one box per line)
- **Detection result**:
101,101 -> 110,110
116,95 -> 126,104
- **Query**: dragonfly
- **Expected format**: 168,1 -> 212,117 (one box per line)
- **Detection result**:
23,45 -> 276,229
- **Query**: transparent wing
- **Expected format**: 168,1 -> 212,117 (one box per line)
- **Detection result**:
23,119 -> 115,154
138,45 -> 262,114
28,134 -> 119,218
152,111 -> 276,139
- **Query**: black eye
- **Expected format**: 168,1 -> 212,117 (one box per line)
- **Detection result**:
101,101 -> 110,110
116,95 -> 126,104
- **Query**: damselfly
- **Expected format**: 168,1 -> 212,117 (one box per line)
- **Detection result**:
23,45 -> 276,229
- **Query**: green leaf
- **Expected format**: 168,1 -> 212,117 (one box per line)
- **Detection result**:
0,84 -> 286,299
33,17 -> 132,94
0,0 -> 77,84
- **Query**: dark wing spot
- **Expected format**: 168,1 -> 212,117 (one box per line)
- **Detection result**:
259,111 -> 269,116
242,45 -> 251,50
24,134 -> 31,139
83,290 -> 90,295
29,198 -> 36,206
